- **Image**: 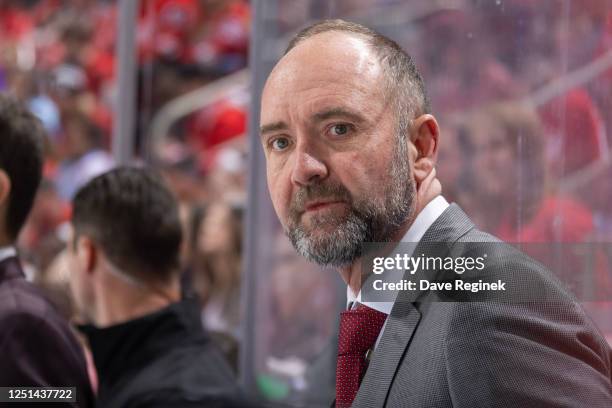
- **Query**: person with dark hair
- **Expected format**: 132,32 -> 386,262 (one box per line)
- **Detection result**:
260,19 -> 612,407
0,93 -> 94,407
67,167 -> 252,408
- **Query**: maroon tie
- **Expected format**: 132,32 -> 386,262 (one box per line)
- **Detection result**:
335,303 -> 387,408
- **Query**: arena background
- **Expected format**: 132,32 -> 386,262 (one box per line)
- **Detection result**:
1,0 -> 611,405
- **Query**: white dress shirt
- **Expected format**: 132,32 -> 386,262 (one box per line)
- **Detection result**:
346,195 -> 450,348
0,246 -> 17,263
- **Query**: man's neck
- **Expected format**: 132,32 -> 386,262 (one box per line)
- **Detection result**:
95,278 -> 180,327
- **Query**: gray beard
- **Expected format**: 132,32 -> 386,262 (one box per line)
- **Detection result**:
285,138 -> 415,267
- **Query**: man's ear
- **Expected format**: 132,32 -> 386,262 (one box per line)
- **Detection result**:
75,235 -> 98,275
0,170 -> 11,208
410,114 -> 440,186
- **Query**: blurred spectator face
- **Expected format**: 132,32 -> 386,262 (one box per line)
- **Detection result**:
61,112 -> 100,159
261,31 -> 417,266
468,116 -> 516,201
198,202 -> 234,255
61,22 -> 92,60
18,180 -> 69,250
191,202 -> 242,304
466,104 -> 544,213
7,70 -> 32,100
64,119 -> 90,157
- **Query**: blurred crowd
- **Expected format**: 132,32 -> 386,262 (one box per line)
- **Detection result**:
413,1 -> 612,308
0,0 -> 251,373
1,0 -> 612,402
411,1 -> 612,246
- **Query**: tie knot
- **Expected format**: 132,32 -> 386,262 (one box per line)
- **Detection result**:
338,304 -> 387,356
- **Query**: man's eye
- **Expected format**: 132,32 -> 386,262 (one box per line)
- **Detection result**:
329,124 -> 350,137
271,137 -> 290,151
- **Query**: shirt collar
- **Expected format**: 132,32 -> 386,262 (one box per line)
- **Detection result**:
0,246 -> 17,263
347,195 -> 450,314
401,196 -> 450,244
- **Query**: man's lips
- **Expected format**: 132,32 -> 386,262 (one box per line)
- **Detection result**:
304,200 -> 345,212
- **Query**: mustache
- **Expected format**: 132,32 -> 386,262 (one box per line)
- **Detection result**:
289,181 -> 353,214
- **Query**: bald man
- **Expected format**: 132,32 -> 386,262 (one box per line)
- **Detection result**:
259,20 -> 612,408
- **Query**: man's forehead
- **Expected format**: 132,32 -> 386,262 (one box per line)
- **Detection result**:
286,30 -> 374,61
261,32 -> 384,123
266,31 -> 382,89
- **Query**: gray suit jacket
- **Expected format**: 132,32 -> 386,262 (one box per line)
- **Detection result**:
352,204 -> 612,407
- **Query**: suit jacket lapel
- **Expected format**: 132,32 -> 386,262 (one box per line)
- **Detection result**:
352,204 -> 475,407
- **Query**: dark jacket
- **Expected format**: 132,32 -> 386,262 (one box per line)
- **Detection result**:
79,299 -> 253,408
0,256 -> 94,407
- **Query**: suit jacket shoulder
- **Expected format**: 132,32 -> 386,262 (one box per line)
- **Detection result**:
354,204 -> 612,407
0,257 -> 94,407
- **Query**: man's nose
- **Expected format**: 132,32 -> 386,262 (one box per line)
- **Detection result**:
290,147 -> 328,186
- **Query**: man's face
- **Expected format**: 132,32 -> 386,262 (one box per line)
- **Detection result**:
66,230 -> 95,324
260,32 -> 415,267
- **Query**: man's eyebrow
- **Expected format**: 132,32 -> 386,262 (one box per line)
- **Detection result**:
259,108 -> 364,137
259,121 -> 288,137
312,107 -> 366,123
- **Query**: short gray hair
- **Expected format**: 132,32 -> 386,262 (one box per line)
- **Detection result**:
285,19 -> 431,141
